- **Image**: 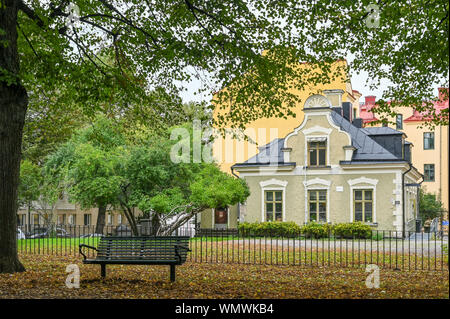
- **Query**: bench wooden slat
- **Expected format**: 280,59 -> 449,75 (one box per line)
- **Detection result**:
80,236 -> 190,281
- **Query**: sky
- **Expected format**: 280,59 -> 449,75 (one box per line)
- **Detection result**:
179,68 -> 390,104
179,67 -> 444,105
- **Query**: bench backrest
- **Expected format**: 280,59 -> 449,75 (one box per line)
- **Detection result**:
96,236 -> 190,263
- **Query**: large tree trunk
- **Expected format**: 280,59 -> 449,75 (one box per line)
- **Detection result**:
95,205 -> 107,234
0,0 -> 27,273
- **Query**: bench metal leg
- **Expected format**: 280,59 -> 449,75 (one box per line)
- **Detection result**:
170,264 -> 175,282
101,264 -> 106,278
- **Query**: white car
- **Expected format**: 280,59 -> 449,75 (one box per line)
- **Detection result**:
80,233 -> 104,238
17,228 -> 25,240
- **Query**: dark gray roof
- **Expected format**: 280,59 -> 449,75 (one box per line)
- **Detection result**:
361,127 -> 404,135
330,111 -> 401,161
237,138 -> 286,165
232,111 -> 410,168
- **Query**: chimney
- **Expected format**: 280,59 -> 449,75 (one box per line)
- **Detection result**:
352,118 -> 363,128
342,102 -> 352,122
365,96 -> 376,105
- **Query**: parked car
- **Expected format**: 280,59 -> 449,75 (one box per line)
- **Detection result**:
28,227 -> 70,239
26,227 -> 48,239
17,228 -> 26,240
114,225 -> 132,237
80,233 -> 104,238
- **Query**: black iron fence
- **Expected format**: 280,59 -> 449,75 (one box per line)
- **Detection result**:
17,224 -> 449,271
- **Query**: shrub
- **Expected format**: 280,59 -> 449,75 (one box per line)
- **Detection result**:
237,222 -> 253,237
371,231 -> 384,241
333,222 -> 372,239
237,221 -> 302,237
238,221 -> 375,239
300,222 -> 332,239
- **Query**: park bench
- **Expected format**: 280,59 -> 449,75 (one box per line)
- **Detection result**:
79,236 -> 191,281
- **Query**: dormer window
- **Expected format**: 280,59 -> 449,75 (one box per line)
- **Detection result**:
308,141 -> 326,166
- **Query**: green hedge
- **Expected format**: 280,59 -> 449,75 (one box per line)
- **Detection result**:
238,221 -> 374,239
332,222 -> 372,239
301,222 -> 332,238
238,221 -> 301,237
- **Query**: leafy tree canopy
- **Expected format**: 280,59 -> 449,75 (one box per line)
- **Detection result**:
419,189 -> 445,221
16,1 -> 447,135
18,159 -> 62,226
45,117 -> 250,235
44,116 -> 125,209
18,159 -> 42,207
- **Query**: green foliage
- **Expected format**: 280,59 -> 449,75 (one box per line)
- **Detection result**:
138,188 -> 186,216
238,221 -> 376,239
238,221 -> 302,238
189,166 -> 250,210
45,116 -> 125,210
18,160 -> 42,207
66,143 -> 124,209
301,222 -> 332,239
332,222 -> 373,239
371,232 -> 385,241
419,189 -> 444,221
14,1 -> 447,142
18,159 -> 61,211
45,117 -> 250,232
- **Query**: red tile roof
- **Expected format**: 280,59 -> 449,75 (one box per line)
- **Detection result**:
358,88 -> 449,124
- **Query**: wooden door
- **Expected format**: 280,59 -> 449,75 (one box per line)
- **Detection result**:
215,207 -> 228,225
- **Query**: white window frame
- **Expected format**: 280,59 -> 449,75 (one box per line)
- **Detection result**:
348,177 -> 378,223
259,179 -> 288,222
303,178 -> 331,223
303,128 -> 331,167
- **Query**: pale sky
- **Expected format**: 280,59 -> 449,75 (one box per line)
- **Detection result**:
179,69 -> 390,104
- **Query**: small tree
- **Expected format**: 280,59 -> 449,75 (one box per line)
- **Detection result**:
18,160 -> 41,232
45,117 -> 125,234
138,165 -> 250,235
120,124 -> 250,235
18,159 -> 60,231
419,189 -> 444,222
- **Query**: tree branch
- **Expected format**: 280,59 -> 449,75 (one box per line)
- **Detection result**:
96,1 -> 160,49
18,0 -> 44,27
17,23 -> 40,60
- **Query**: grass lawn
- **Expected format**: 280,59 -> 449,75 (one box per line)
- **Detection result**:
0,254 -> 447,299
17,237 -> 101,255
